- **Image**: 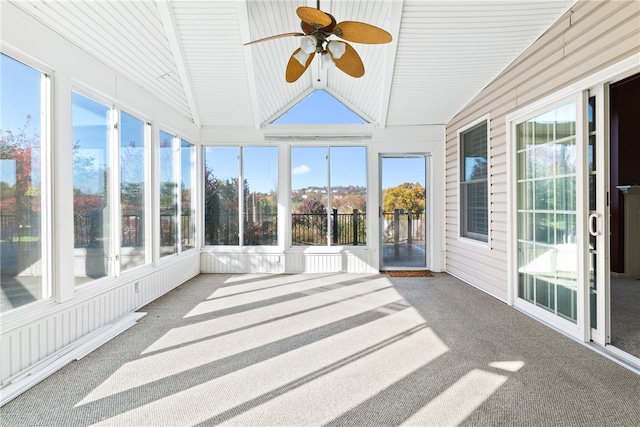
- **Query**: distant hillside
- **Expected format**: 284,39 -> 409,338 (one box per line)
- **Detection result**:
292,186 -> 366,213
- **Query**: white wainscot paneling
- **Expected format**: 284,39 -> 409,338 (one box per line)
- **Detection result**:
200,253 -> 285,274
201,249 -> 376,274
0,253 -> 199,406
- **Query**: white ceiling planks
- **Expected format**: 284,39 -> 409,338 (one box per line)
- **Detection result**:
386,0 -> 574,126
245,1 -> 313,126
170,1 -> 253,127
11,0 -> 192,119
10,0 -> 575,129
322,0 -> 399,127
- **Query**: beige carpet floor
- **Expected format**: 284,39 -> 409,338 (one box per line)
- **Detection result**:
1,273 -> 639,426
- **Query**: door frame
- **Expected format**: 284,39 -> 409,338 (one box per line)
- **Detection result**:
507,93 -> 587,339
506,54 -> 640,344
378,154 -> 431,271
584,84 -> 611,346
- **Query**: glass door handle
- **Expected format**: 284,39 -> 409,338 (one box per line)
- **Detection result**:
588,213 -> 600,236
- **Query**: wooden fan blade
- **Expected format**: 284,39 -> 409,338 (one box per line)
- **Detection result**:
333,21 -> 392,44
332,42 -> 364,78
244,32 -> 305,46
296,6 -> 332,28
301,15 -> 336,35
286,48 -> 315,83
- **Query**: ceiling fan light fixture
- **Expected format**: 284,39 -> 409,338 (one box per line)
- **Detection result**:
293,49 -> 311,66
321,52 -> 336,69
300,35 -> 317,54
327,40 -> 346,59
247,6 -> 392,82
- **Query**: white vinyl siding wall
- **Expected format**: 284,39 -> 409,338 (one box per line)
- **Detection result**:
445,0 -> 640,301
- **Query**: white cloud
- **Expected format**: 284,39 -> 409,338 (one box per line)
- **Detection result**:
292,165 -> 310,175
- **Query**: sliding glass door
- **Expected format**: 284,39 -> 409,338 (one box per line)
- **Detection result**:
515,101 -> 580,326
512,91 -> 612,343
586,85 -> 610,346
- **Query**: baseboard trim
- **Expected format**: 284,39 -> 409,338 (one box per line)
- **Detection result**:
0,311 -> 146,407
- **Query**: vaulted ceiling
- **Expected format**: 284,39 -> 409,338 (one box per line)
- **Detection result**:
12,0 -> 575,129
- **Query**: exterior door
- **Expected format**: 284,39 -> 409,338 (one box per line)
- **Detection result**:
513,99 -> 582,334
380,156 -> 427,270
511,91 -> 611,343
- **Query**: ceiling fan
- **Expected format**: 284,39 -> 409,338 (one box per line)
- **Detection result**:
244,3 -> 392,83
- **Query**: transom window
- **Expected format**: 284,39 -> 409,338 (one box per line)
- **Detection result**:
272,90 -> 366,125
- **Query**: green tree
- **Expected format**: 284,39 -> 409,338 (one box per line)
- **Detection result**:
0,115 -> 41,242
292,199 -> 327,245
383,182 -> 425,214
203,167 -> 250,245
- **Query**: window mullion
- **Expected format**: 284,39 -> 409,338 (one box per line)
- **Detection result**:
41,71 -> 53,299
238,148 -> 244,246
110,107 -> 121,276
173,135 -> 181,254
144,123 -> 152,265
326,147 -> 331,246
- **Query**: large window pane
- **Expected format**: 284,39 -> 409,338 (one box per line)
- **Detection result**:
120,112 -> 146,270
72,92 -> 111,285
204,147 -> 239,245
181,139 -> 195,250
516,101 -> 577,323
330,147 -> 367,245
1,54 -> 48,311
159,131 -> 177,256
243,147 -> 278,246
203,146 -> 277,247
291,146 -> 366,246
291,147 -> 328,246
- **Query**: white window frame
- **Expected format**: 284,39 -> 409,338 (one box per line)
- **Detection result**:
71,90 -> 119,283
180,138 -> 196,252
289,144 -> 368,248
157,130 -> 197,258
117,109 -> 153,272
0,50 -> 53,311
457,114 -> 490,245
202,145 -> 280,248
239,145 -> 279,247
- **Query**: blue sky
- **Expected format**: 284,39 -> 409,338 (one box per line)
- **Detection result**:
1,54 -> 42,186
1,55 -> 41,134
381,157 -> 425,190
281,92 -> 425,191
274,90 -> 366,125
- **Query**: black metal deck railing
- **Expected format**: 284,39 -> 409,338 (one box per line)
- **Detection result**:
292,209 -> 366,246
2,210 -> 371,248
